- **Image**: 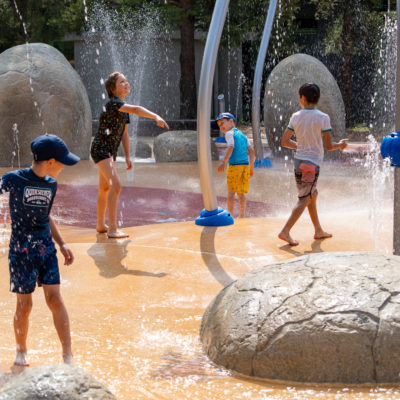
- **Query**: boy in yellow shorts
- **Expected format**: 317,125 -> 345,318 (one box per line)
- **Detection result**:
216,113 -> 255,218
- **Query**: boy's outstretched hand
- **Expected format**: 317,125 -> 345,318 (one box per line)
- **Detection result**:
60,244 -> 74,265
217,163 -> 225,173
155,116 -> 169,129
338,138 -> 349,151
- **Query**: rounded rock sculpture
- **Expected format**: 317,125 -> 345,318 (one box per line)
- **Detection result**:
200,252 -> 400,383
263,53 -> 345,158
0,43 -> 92,167
116,137 -> 153,158
135,139 -> 152,158
154,130 -> 219,162
0,364 -> 115,399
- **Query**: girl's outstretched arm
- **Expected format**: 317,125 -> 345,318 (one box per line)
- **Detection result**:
119,104 -> 169,129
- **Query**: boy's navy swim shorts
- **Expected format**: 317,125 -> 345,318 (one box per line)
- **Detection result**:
8,235 -> 60,294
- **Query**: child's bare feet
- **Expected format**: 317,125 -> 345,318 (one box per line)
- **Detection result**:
63,353 -> 74,365
107,229 -> 129,239
314,231 -> 332,240
14,351 -> 29,367
96,224 -> 108,234
278,232 -> 299,246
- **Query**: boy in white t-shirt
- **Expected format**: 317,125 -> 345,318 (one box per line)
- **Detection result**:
278,83 -> 348,246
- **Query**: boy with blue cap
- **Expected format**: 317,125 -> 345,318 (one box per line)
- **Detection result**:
216,112 -> 255,218
0,133 -> 79,366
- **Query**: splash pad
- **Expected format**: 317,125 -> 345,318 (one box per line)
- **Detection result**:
0,0 -> 399,398
0,157 -> 397,399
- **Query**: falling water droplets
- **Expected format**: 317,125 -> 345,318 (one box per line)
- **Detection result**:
364,135 -> 393,253
11,123 -> 21,168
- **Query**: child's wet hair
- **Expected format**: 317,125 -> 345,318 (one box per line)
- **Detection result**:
299,83 -> 320,104
105,72 -> 122,98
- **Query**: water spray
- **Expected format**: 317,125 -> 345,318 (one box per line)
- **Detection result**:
380,0 -> 400,255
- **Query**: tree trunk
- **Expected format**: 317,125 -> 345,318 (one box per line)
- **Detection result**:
179,10 -> 197,119
339,5 -> 354,126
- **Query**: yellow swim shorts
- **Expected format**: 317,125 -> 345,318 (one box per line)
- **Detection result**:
226,165 -> 250,194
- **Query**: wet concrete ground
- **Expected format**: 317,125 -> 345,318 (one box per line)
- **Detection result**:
0,153 -> 397,399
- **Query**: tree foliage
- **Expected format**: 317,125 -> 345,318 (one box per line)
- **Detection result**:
309,0 -> 387,124
0,0 -> 84,56
311,0 -> 384,55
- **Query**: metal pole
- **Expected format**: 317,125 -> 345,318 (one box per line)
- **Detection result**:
394,0 -> 400,254
197,0 -> 230,211
251,0 -> 279,161
218,94 -> 225,114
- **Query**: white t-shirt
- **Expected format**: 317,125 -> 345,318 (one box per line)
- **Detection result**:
287,108 -> 332,166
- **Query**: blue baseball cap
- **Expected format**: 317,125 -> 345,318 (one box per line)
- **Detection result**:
211,112 -> 237,130
31,134 -> 80,166
216,112 -> 236,123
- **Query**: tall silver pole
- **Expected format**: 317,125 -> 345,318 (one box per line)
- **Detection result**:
197,0 -> 230,211
394,0 -> 400,254
251,0 -> 279,161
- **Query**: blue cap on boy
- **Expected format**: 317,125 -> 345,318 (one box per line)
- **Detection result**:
215,112 -> 236,123
31,134 -> 80,166
211,112 -> 236,130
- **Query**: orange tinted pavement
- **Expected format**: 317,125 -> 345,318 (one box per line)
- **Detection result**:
0,157 -> 397,399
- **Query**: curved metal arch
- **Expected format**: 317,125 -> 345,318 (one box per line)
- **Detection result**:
251,0 -> 279,161
197,0 -> 278,217
197,0 -> 230,212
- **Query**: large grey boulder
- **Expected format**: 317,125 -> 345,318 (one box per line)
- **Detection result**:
134,139 -> 152,158
154,130 -> 219,162
116,137 -> 153,158
200,252 -> 400,383
263,53 -> 345,158
0,43 -> 92,167
0,364 -> 115,399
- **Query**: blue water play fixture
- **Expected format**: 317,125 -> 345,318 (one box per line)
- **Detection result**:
380,132 -> 400,167
214,136 -> 227,143
254,158 -> 273,168
195,207 -> 233,226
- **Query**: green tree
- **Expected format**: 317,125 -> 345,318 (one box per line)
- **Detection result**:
160,0 -> 197,119
2,0 -> 83,55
